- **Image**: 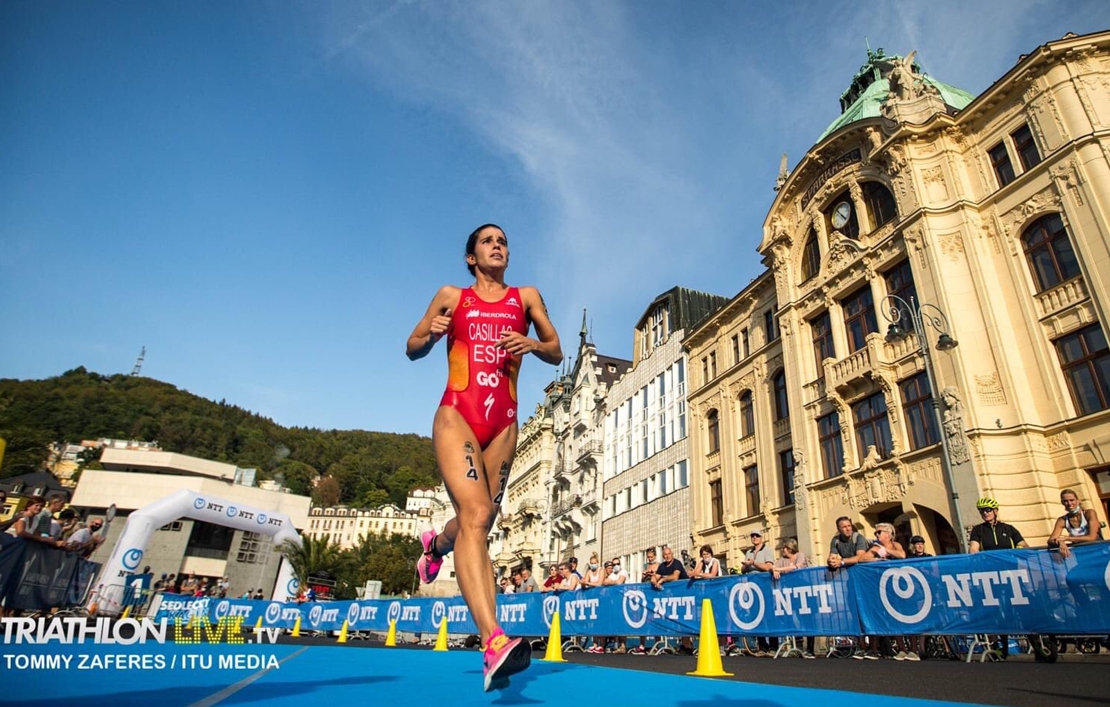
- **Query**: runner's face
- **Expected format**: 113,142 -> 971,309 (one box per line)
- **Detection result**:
470,228 -> 508,272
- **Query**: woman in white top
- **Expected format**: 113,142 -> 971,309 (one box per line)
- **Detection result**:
580,553 -> 606,652
1048,488 -> 1104,559
689,544 -> 721,579
579,553 -> 604,588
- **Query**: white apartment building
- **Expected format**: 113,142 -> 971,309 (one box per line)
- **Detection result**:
602,287 -> 729,572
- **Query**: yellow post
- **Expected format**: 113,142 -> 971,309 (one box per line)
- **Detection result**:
433,619 -> 449,651
120,605 -> 132,619
541,612 -> 566,662
0,437 -> 6,473
384,619 -> 397,647
337,620 -> 349,643
291,615 -> 302,637
254,616 -> 263,633
687,599 -> 733,677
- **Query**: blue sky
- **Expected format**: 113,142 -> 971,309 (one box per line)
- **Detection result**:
2,2 -> 1106,436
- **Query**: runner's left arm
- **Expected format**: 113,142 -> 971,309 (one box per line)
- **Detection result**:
498,286 -> 562,365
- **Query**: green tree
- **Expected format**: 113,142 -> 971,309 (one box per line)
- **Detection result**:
278,535 -> 344,588
0,426 -> 53,478
343,531 -> 422,596
273,460 -> 318,497
354,488 -> 390,509
312,476 -> 340,506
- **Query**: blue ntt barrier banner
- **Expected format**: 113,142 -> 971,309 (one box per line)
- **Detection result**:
854,542 -> 1110,635
151,542 -> 1110,637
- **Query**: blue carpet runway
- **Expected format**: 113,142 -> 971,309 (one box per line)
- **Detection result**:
1,642 -> 997,707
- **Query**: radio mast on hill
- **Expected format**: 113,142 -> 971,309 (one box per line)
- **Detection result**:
131,346 -> 146,376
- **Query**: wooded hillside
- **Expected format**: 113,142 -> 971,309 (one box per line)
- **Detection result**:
0,367 -> 438,506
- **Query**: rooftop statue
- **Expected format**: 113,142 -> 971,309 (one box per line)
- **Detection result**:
888,50 -> 918,102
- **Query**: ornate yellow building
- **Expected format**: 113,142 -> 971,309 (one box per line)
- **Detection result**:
687,30 -> 1110,566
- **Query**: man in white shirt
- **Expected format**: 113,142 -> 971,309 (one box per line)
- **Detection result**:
603,558 -> 628,586
65,517 -> 105,557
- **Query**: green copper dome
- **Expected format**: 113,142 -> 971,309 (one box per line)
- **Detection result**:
817,50 -> 976,142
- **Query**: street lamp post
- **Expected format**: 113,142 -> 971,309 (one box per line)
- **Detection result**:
882,294 -> 968,553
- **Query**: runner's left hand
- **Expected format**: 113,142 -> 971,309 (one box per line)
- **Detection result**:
497,331 -> 535,355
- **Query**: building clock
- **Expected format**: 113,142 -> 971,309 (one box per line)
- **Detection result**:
831,201 -> 852,230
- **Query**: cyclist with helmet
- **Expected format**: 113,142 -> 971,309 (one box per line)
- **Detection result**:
968,497 -> 1027,660
969,497 -> 1028,553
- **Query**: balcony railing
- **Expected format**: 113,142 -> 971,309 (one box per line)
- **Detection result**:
517,499 -> 542,517
552,495 -> 581,518
773,418 -> 791,440
553,458 -> 573,480
827,333 -> 887,396
736,434 -> 756,455
576,438 -> 603,463
1034,277 -> 1088,319
803,376 -> 827,405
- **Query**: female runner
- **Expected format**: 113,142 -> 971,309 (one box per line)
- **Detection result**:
407,223 -> 562,691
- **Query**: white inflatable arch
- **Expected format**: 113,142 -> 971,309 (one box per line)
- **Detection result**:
96,488 -> 303,615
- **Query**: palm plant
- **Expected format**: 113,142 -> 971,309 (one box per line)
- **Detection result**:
278,534 -> 343,588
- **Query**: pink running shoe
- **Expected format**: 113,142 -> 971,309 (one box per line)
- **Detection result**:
416,530 -> 443,584
483,628 -> 531,692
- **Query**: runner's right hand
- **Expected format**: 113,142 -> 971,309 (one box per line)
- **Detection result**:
430,308 -> 452,339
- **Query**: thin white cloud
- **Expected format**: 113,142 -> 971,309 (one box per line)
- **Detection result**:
320,1 -> 720,321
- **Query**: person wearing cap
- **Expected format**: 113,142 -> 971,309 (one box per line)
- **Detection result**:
969,497 -> 1027,553
741,531 -> 777,655
906,535 -> 931,558
568,556 -> 583,580
741,530 -> 774,574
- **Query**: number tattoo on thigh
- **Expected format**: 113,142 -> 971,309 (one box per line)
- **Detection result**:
492,461 -> 510,505
464,444 -> 479,481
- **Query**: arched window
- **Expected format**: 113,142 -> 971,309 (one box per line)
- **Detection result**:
1023,213 -> 1080,291
862,181 -> 898,229
739,391 -> 755,437
801,228 -> 821,281
707,409 -> 720,454
773,371 -> 789,421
